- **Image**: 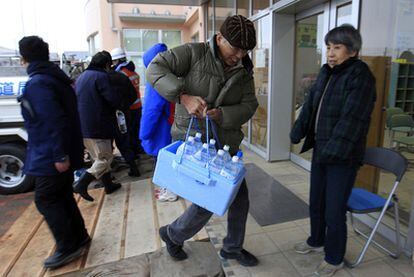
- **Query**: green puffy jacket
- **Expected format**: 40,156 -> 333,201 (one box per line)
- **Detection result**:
146,35 -> 258,154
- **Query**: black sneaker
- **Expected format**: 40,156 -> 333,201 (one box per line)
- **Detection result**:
159,226 -> 188,260
219,249 -> 258,267
43,247 -> 83,269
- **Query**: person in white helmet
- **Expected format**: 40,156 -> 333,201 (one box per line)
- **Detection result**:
110,47 -> 144,159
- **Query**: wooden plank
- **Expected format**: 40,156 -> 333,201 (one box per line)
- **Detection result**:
85,186 -> 127,268
46,189 -> 105,276
7,220 -> 54,277
0,203 -> 43,276
119,183 -> 131,260
156,192 -> 186,246
124,180 -> 158,258
182,199 -> 210,241
151,180 -> 161,250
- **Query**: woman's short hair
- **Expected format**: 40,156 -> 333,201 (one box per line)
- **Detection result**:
19,36 -> 49,62
324,25 -> 362,54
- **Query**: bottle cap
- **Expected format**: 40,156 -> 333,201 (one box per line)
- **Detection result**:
209,139 -> 216,145
236,150 -> 243,158
217,149 -> 224,155
202,143 -> 208,149
232,156 -> 239,162
195,132 -> 202,138
187,136 -> 194,142
223,145 -> 230,151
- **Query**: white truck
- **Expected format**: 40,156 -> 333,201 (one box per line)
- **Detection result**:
0,71 -> 31,194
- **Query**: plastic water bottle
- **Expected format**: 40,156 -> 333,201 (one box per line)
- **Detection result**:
193,143 -> 210,167
194,132 -> 203,151
116,110 -> 127,134
222,145 -> 231,162
209,150 -> 225,174
236,150 -> 244,167
208,139 -> 217,158
176,136 -> 196,159
236,150 -> 243,161
220,156 -> 241,180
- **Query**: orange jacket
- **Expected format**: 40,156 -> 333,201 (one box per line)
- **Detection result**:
120,68 -> 142,109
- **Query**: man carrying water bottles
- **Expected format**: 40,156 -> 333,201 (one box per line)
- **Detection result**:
146,15 -> 259,266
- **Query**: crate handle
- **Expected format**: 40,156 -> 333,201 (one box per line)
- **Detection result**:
172,160 -> 214,186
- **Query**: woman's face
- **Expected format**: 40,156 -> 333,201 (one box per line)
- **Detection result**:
326,42 -> 357,68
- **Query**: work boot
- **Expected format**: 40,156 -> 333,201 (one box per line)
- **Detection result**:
73,171 -> 95,202
102,172 -> 121,194
128,160 -> 141,177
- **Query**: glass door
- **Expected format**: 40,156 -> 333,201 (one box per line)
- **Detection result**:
290,1 -> 354,166
242,14 -> 271,156
291,11 -> 326,164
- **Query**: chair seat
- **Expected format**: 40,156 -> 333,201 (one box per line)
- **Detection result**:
391,126 -> 413,133
347,188 -> 394,214
394,136 -> 414,146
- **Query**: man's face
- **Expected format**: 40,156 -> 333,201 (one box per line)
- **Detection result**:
216,33 -> 249,67
326,42 -> 356,68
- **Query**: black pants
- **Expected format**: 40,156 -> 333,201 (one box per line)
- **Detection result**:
114,125 -> 135,162
34,171 -> 88,253
307,160 -> 359,265
129,108 -> 143,156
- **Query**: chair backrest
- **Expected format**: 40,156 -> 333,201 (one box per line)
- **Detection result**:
389,114 -> 414,129
386,107 -> 404,127
363,147 -> 408,181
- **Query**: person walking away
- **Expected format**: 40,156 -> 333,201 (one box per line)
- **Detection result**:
146,15 -> 259,266
73,51 -> 122,201
101,51 -> 141,177
290,25 -> 376,277
110,47 -> 144,158
140,43 -> 177,202
18,36 -> 90,269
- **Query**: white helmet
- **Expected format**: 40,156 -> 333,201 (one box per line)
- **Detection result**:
110,47 -> 126,60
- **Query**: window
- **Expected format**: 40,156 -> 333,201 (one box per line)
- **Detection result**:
162,31 -> 182,48
123,29 -> 182,88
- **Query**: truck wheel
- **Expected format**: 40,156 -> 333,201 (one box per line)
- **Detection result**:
0,144 -> 34,195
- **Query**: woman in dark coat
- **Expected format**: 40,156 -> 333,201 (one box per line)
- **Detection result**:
290,25 -> 376,276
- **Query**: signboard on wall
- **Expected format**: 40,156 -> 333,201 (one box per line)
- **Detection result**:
297,23 -> 317,48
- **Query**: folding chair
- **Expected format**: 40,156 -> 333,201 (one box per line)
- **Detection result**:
386,107 -> 404,129
346,147 -> 408,267
389,114 -> 414,145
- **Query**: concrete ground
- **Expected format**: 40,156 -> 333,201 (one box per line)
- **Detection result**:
1,149 -> 414,276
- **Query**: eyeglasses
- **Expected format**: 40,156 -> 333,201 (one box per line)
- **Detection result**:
223,38 -> 249,56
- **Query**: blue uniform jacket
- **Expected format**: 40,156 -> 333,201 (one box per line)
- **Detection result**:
140,43 -> 172,156
20,61 -> 84,176
75,66 -> 121,139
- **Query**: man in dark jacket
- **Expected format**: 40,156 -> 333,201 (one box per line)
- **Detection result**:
100,51 -> 140,177
73,52 -> 122,201
290,25 -> 376,276
110,47 -> 144,157
146,15 -> 259,266
18,36 -> 90,269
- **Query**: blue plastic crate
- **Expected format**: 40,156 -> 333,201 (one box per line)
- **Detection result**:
152,141 -> 246,216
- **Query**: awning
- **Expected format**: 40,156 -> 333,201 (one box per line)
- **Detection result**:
119,12 -> 186,23
107,0 -> 207,5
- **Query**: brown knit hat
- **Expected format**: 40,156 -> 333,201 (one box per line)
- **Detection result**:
220,15 -> 256,50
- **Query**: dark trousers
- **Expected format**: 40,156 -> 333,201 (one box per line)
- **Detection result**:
307,160 -> 359,265
34,171 -> 88,253
167,179 -> 249,253
129,108 -> 143,156
114,125 -> 135,162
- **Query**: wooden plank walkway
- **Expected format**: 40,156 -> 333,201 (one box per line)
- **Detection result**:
0,179 -> 209,277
